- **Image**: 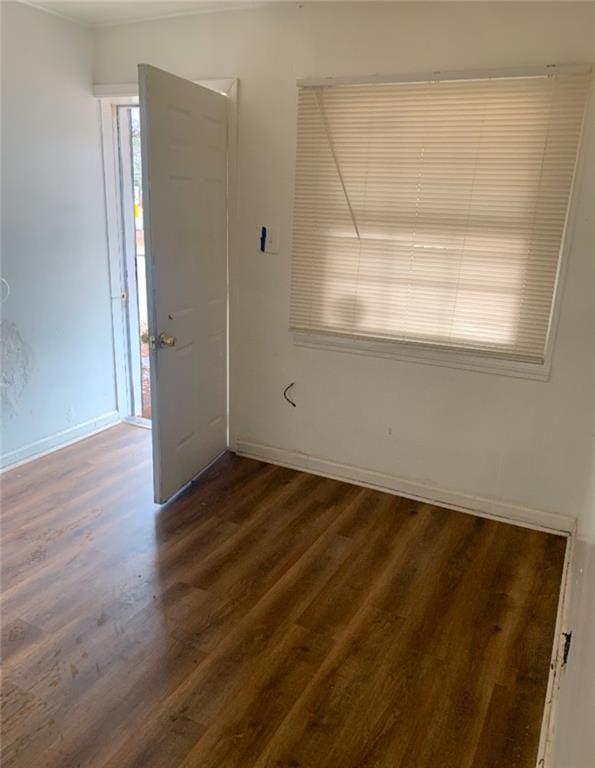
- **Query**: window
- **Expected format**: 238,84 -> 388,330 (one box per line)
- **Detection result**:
289,68 -> 590,370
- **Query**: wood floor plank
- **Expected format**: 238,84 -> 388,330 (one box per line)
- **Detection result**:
0,425 -> 566,768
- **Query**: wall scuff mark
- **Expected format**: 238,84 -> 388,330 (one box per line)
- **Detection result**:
1,320 -> 32,417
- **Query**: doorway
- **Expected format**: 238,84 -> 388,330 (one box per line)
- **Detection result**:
100,74 -> 237,502
116,105 -> 151,423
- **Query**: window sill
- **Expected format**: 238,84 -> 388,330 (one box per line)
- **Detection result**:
292,331 -> 551,381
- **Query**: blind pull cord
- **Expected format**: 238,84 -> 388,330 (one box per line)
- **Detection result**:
314,89 -> 361,240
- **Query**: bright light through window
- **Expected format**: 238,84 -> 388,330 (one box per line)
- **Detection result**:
290,71 -> 589,363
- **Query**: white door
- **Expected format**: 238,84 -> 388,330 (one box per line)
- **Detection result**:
139,64 -> 228,503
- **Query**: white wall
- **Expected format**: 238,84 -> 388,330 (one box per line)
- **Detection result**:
1,1 -> 117,465
95,9 -> 595,760
94,1 -> 595,533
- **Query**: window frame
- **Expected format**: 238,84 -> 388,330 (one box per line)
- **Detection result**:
291,64 -> 591,381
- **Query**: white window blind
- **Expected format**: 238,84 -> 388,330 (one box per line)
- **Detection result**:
289,70 -> 589,363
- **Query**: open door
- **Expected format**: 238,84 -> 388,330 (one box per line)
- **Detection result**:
139,64 -> 228,503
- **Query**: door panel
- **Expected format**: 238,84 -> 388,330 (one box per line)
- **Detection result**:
139,64 -> 227,503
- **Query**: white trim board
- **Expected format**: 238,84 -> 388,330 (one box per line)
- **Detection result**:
0,411 -> 121,472
234,440 -> 575,535
537,530 -> 575,768
122,416 -> 152,430
293,331 -> 552,381
99,98 -> 135,420
298,63 -> 591,89
93,78 -> 237,98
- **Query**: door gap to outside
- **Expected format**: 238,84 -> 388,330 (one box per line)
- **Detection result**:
116,105 -> 152,422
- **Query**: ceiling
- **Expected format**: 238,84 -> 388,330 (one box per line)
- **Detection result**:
24,1 -> 266,27
24,0 -> 589,28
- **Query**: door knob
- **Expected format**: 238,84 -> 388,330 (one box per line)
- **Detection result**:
159,332 -> 177,348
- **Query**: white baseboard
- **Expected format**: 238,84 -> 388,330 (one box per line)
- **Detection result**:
1,411 -> 121,471
122,416 -> 152,430
234,440 -> 575,535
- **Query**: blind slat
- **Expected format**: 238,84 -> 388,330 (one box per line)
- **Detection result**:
289,72 -> 589,362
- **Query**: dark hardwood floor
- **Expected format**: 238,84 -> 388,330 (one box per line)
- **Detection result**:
1,424 -> 566,768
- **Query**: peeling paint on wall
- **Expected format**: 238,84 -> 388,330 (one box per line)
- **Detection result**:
1,320 -> 32,418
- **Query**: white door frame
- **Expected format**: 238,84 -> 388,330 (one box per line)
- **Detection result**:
98,78 -> 238,428
117,104 -> 144,419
